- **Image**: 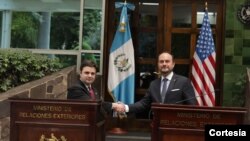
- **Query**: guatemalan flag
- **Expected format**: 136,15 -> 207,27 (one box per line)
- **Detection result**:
108,2 -> 135,105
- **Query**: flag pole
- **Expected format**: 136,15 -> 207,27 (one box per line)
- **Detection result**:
205,1 -> 208,11
107,1 -> 135,134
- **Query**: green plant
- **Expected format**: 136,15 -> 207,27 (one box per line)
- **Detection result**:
0,49 -> 62,93
11,12 -> 39,48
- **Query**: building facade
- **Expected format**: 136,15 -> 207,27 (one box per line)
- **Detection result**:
0,0 -> 250,109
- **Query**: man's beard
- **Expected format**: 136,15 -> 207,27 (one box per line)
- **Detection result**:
161,68 -> 171,75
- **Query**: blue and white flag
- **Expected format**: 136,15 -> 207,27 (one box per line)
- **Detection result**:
108,2 -> 135,105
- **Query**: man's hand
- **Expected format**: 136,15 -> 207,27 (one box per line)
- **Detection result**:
112,102 -> 127,119
112,102 -> 125,112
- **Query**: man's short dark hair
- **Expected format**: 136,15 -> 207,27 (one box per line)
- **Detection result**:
80,60 -> 98,72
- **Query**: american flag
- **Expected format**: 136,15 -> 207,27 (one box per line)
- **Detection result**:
191,9 -> 216,106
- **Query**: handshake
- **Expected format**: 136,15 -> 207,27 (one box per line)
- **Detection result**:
112,101 -> 126,112
112,102 -> 127,119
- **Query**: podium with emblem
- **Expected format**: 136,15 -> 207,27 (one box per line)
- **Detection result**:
9,98 -> 105,141
151,103 -> 247,141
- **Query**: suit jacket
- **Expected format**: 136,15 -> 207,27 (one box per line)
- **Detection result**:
129,73 -> 197,113
67,79 -> 112,115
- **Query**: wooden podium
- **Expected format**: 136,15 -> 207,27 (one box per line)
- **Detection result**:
9,98 -> 105,141
151,103 -> 247,141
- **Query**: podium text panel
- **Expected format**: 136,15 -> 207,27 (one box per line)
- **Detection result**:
9,98 -> 105,141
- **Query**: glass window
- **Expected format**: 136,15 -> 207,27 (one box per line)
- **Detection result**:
139,1 -> 159,27
82,9 -> 102,50
0,0 -> 105,73
174,64 -> 189,77
197,3 -> 217,28
33,53 -> 77,69
11,12 -> 39,49
172,3 -> 192,27
138,32 -> 157,58
54,54 -> 77,68
137,64 -> 157,89
81,52 -> 101,72
50,12 -> 80,50
81,0 -> 104,74
171,33 -> 190,59
10,11 -> 80,50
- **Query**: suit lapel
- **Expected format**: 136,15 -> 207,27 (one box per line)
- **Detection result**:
79,80 -> 92,97
167,74 -> 177,93
162,74 -> 177,103
93,87 -> 99,99
155,78 -> 162,102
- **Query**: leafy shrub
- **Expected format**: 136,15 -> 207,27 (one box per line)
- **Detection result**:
0,49 -> 62,93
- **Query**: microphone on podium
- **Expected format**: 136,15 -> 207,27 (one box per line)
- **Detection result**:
175,89 -> 220,104
175,94 -> 207,104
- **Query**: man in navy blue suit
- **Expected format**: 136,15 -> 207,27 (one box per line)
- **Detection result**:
67,60 -> 119,116
115,51 -> 197,114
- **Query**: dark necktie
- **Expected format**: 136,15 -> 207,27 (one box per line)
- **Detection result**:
161,78 -> 168,103
88,86 -> 95,100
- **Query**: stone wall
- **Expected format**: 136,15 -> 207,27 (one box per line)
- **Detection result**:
0,66 -> 76,141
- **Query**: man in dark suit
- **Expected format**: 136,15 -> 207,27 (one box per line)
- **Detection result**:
114,51 -> 197,114
67,60 -> 119,115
